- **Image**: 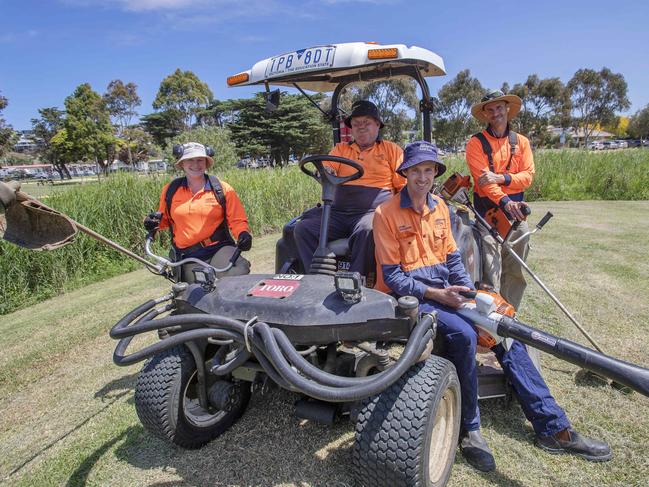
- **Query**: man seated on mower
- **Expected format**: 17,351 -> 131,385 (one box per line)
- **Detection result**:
373,141 -> 611,472
143,142 -> 252,282
293,100 -> 405,277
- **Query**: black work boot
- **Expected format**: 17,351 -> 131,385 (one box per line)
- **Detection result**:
460,430 -> 496,472
535,428 -> 612,462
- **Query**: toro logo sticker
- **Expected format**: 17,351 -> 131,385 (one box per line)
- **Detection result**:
247,279 -> 300,299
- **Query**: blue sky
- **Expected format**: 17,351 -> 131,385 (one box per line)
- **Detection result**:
1,0 -> 648,130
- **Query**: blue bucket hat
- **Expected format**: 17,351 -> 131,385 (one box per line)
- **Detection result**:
397,141 -> 446,177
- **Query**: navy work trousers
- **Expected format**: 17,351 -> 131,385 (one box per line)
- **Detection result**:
293,207 -> 375,275
420,301 -> 571,437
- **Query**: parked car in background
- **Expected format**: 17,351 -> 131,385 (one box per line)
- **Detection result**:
602,140 -> 617,150
626,140 -> 642,148
587,141 -> 604,150
615,140 -> 628,149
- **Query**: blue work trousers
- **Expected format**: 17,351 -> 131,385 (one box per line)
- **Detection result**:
420,301 -> 571,437
293,207 -> 375,275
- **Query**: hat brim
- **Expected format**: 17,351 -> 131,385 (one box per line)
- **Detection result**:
397,159 -> 446,178
174,155 -> 214,170
471,95 -> 522,123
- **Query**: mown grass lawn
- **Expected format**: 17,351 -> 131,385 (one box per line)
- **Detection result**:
1,203 -> 648,487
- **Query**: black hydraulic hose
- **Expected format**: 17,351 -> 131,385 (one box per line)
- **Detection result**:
112,301 -> 436,401
135,302 -> 175,325
114,327 -> 242,366
253,319 -> 433,402
272,327 -> 423,387
247,337 -> 296,391
111,313 -> 247,340
209,347 -> 252,376
109,299 -> 160,339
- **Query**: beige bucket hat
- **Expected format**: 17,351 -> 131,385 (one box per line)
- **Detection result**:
471,90 -> 522,124
174,142 -> 214,170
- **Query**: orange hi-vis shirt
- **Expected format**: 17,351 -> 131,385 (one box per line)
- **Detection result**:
324,140 -> 405,210
465,129 -> 535,208
373,189 -> 472,299
157,178 -> 250,250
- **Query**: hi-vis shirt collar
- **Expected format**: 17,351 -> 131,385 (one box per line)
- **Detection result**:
486,123 -> 510,139
348,139 -> 383,150
180,174 -> 212,192
399,186 -> 438,211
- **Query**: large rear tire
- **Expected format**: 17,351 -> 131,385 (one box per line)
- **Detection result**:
134,345 -> 251,449
352,355 -> 461,487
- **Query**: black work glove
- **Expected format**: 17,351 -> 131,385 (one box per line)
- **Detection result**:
143,211 -> 162,232
237,231 -> 253,251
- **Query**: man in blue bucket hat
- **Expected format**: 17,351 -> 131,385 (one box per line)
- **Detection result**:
373,141 -> 611,472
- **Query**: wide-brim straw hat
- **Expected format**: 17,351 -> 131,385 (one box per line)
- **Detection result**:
174,142 -> 214,170
471,90 -> 522,124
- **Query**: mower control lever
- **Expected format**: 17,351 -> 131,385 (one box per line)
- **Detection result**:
143,235 -> 237,278
536,211 -> 554,229
229,247 -> 242,265
509,210 -> 553,246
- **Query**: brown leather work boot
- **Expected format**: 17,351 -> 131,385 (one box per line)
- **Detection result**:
535,427 -> 612,462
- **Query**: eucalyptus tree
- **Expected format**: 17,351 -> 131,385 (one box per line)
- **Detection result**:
431,70 -> 484,151
567,67 -> 630,147
63,83 -> 116,173
104,80 -> 141,164
153,69 -> 213,130
0,92 -> 16,158
31,107 -> 71,178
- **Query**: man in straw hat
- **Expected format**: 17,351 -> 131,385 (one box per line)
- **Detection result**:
293,100 -> 405,279
466,90 -> 533,310
374,141 -> 611,472
144,142 -> 251,281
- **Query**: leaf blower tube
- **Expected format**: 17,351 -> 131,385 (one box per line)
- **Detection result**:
110,298 -> 436,403
457,306 -> 649,398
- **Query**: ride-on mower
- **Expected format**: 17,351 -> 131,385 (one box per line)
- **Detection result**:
2,43 -> 648,487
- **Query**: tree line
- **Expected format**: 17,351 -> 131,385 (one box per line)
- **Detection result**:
1,65 -> 649,178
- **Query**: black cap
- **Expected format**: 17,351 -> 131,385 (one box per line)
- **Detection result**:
344,100 -> 384,128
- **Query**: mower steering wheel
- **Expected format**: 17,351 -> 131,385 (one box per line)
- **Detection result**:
299,155 -> 364,187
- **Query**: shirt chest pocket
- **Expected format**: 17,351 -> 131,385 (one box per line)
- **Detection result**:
396,230 -> 419,265
432,220 -> 448,254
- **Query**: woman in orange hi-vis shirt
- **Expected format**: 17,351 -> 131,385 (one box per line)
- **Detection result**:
143,142 -> 251,282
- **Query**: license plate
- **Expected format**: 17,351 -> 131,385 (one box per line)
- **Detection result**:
247,279 -> 301,299
265,46 -> 337,78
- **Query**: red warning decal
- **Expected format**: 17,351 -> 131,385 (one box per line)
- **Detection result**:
247,279 -> 300,298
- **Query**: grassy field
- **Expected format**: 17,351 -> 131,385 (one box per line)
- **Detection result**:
1,201 -> 648,487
